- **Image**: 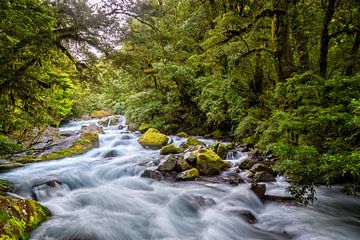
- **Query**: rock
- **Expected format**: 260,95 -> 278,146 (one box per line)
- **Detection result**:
250,183 -> 266,199
59,130 -> 77,137
81,115 -> 91,120
190,196 -> 216,208
160,144 -> 183,155
228,209 -> 257,224
225,143 -> 235,150
104,150 -> 118,158
128,123 -> 140,132
238,158 -> 257,170
90,109 -> 112,118
196,149 -> 230,175
175,159 -> 191,172
176,168 -> 200,180
141,168 -> 163,180
176,132 -> 189,138
138,128 -> 169,150
138,123 -> 151,133
184,151 -> 197,163
216,143 -> 227,159
250,163 -> 272,173
98,116 -> 118,127
0,196 -> 50,240
0,160 -> 23,170
245,171 -> 255,179
0,179 -> 14,194
180,136 -> 206,149
221,172 -> 242,185
263,195 -> 296,204
209,142 -> 220,151
253,171 -> 275,182
157,154 -> 179,171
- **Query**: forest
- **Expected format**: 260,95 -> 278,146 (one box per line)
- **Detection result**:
1,0 -> 360,202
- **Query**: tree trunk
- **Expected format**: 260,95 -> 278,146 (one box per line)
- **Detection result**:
319,0 -> 336,78
345,31 -> 360,76
272,0 -> 293,82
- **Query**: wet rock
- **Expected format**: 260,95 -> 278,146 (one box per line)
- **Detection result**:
216,143 -> 227,159
163,171 -> 178,181
250,163 -> 272,173
176,168 -> 200,181
0,196 -> 50,239
138,123 -> 151,133
141,168 -> 163,180
228,209 -> 257,224
104,150 -> 118,158
253,171 -> 275,182
184,151 -> 197,163
264,195 -> 296,204
176,132 -> 189,138
238,158 -> 257,170
157,154 -> 179,171
196,149 -> 230,175
180,136 -> 206,149
0,160 -> 23,170
221,172 -> 243,185
138,128 -> 169,150
118,125 -> 124,130
59,130 -> 77,137
90,109 -> 112,118
250,183 -> 266,199
175,159 -> 191,172
128,123 -> 140,132
244,171 -> 255,179
0,179 -> 14,194
98,116 -> 118,127
160,144 -> 183,155
190,196 -> 216,208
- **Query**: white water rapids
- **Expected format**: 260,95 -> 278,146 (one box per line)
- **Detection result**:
0,117 -> 359,240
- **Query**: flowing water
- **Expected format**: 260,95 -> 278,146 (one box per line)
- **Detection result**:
1,117 -> 360,240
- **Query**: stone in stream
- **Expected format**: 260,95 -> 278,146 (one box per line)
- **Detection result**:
250,163 -> 273,173
180,136 -> 206,149
138,128 -> 169,150
190,196 -> 216,208
160,144 -> 183,155
253,171 -> 275,182
141,168 -> 163,180
250,183 -> 266,199
238,158 -> 257,170
176,168 -> 200,181
196,149 -> 230,175
157,154 -> 181,172
128,123 -> 140,132
104,150 -> 118,158
183,151 -> 197,163
175,159 -> 191,172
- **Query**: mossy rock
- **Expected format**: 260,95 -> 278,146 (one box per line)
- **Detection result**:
176,168 -> 200,181
17,132 -> 99,163
138,128 -> 169,150
225,143 -> 235,150
0,180 -> 13,195
209,142 -> 227,159
0,196 -> 50,240
175,159 -> 191,172
90,109 -> 112,118
138,123 -> 151,133
176,132 -> 189,138
181,137 -> 206,149
160,144 -> 183,155
196,149 -> 230,175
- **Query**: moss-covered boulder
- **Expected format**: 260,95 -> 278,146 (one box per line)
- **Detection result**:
157,154 -> 178,172
175,159 -> 191,172
209,142 -> 227,159
238,158 -> 257,170
176,168 -> 200,181
128,123 -> 140,132
160,144 -> 183,155
138,128 -> 169,150
180,137 -> 206,149
90,109 -> 112,118
184,151 -> 197,163
176,132 -> 189,138
98,116 -> 118,127
0,180 -> 13,195
0,196 -> 50,240
196,149 -> 230,175
138,123 -> 151,133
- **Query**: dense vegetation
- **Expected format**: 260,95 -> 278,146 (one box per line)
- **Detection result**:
1,0 -> 360,201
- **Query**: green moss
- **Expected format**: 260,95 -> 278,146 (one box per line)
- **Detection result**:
138,128 -> 168,150
90,109 -> 112,118
181,137 -> 206,149
196,149 -> 230,175
0,180 -> 13,194
176,132 -> 189,138
138,123 -> 151,133
160,144 -> 183,155
16,132 -> 99,163
0,196 -> 50,240
176,168 -> 200,180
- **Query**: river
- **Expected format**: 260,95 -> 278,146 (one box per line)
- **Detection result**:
1,117 -> 359,240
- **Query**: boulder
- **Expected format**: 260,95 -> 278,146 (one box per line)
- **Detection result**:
250,183 -> 266,199
253,171 -> 275,182
141,168 -> 163,180
181,136 -> 206,149
216,143 -> 227,159
176,132 -> 189,138
176,168 -> 200,181
138,128 -> 169,150
184,151 -> 197,163
104,150 -> 118,158
0,196 -> 50,240
138,123 -> 151,133
175,159 -> 191,172
160,144 -> 183,155
238,158 -> 257,170
157,154 -> 178,171
196,149 -> 230,175
250,163 -> 272,173
0,179 -> 14,194
128,123 -> 140,132
98,117 -> 118,127
90,109 -> 112,118
190,196 -> 216,208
